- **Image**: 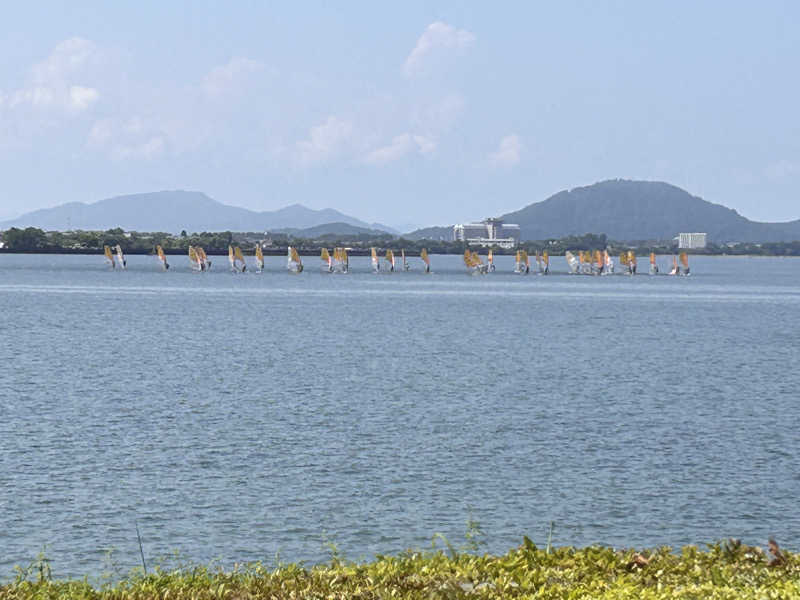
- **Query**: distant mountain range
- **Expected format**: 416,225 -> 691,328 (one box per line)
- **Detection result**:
0,190 -> 398,235
5,181 -> 800,243
407,180 -> 800,243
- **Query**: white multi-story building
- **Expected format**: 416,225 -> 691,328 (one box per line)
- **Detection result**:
678,232 -> 707,249
453,217 -> 520,248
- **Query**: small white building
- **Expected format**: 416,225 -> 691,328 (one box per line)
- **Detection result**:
453,217 -> 520,248
678,233 -> 707,249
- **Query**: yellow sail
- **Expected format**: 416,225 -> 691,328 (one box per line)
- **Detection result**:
488,249 -> 494,263
595,250 -> 603,269
628,251 -> 637,266
463,250 -> 472,267
228,245 -> 235,263
321,248 -> 330,262
650,252 -> 656,265
104,245 -> 113,261
385,249 -> 394,262
157,245 -> 165,261
520,250 -> 529,265
420,248 -> 429,265
188,246 -> 198,267
255,245 -> 264,262
197,247 -> 207,261
371,247 -> 378,260
680,252 -> 689,269
619,251 -> 629,266
543,251 -> 549,265
290,247 -> 301,264
235,246 -> 245,263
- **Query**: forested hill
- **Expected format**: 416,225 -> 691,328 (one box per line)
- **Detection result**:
500,180 -> 800,243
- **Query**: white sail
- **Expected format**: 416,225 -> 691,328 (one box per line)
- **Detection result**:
370,247 -> 380,272
115,244 -> 127,270
565,251 -> 579,274
287,246 -> 303,273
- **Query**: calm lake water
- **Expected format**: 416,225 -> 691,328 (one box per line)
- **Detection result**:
1,253 -> 799,578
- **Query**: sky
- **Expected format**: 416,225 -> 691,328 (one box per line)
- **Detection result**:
0,1 -> 798,229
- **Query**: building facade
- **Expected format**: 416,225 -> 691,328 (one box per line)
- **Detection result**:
678,232 -> 708,249
453,218 -> 520,248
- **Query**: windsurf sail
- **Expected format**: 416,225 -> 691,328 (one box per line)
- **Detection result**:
680,252 -> 690,276
628,251 -> 637,275
542,251 -> 550,274
255,245 -> 264,272
488,249 -> 496,271
188,246 -> 202,271
321,248 -> 333,272
228,245 -> 236,271
649,252 -> 658,275
287,246 -> 303,273
156,245 -> 169,270
234,246 -> 246,272
522,250 -> 530,274
104,245 -> 115,269
420,248 -> 431,273
371,247 -> 380,272
670,255 -> 679,275
604,250 -> 614,275
401,249 -> 410,271
196,247 -> 210,271
594,250 -> 603,275
333,247 -> 348,273
114,244 -> 127,269
565,251 -> 579,274
385,249 -> 395,272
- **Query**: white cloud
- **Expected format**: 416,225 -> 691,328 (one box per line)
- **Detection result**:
362,133 -> 436,165
403,22 -> 475,77
202,57 -> 263,98
87,116 -> 167,160
363,134 -> 415,165
294,116 -> 354,166
413,134 -> 436,155
9,37 -> 101,113
69,85 -> 99,110
488,134 -> 522,168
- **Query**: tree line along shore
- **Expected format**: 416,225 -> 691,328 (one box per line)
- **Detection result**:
3,539 -> 797,599
2,226 -> 800,257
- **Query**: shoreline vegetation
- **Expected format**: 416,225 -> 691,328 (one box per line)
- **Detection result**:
2,227 -> 800,257
4,539 -> 798,599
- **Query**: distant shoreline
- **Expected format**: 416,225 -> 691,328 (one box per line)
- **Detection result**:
1,248 -> 799,258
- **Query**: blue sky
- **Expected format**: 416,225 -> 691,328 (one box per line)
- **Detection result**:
0,1 -> 798,229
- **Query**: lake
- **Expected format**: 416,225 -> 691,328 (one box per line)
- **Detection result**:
1,253 -> 799,578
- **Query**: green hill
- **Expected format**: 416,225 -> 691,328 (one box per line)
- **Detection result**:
501,180 -> 800,243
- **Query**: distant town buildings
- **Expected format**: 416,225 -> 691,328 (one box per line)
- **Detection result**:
453,217 -> 520,248
678,232 -> 708,249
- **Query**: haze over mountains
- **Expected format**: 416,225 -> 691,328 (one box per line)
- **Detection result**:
4,181 -> 800,243
0,191 -> 397,235
406,180 -> 800,243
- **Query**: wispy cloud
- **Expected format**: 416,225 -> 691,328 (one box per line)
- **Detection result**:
88,116 -> 167,160
403,22 -> 475,77
202,57 -> 264,98
9,37 -> 101,112
294,116 -> 354,166
362,133 -> 435,165
488,134 -> 522,168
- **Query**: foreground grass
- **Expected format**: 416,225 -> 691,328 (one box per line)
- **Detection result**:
3,539 -> 799,599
